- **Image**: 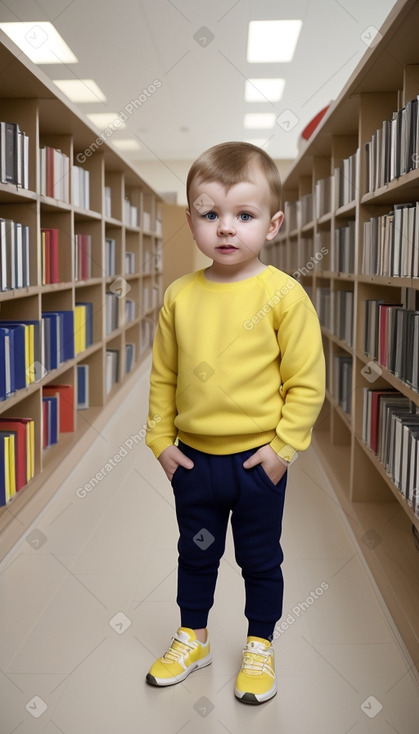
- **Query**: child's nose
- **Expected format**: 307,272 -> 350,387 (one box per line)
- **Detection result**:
217,217 -> 235,234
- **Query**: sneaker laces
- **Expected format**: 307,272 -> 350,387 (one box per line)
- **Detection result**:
162,634 -> 197,665
241,642 -> 271,677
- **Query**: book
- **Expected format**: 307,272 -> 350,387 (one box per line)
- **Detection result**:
41,228 -> 59,284
0,327 -> 14,400
366,96 -> 419,193
125,343 -> 135,374
105,237 -> 116,276
334,355 -> 352,414
0,432 -> 16,506
42,395 -> 59,448
72,165 -> 90,209
75,303 -> 93,348
40,146 -> 70,202
105,292 -> 119,336
0,319 -> 43,385
42,310 -> 75,368
42,384 -> 75,432
105,349 -> 119,394
74,233 -> 92,281
0,417 -> 35,487
76,364 -> 89,409
104,186 -> 112,218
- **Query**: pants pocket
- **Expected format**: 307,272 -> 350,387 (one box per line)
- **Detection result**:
255,463 -> 287,493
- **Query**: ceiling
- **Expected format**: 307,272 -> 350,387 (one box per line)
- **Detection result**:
0,0 -> 398,168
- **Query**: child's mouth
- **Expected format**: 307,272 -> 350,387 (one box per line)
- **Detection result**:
216,245 -> 238,252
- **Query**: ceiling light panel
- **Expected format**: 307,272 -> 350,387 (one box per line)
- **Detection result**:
53,79 -> 106,103
0,22 -> 78,63
247,20 -> 302,63
245,78 -> 285,102
87,113 -> 127,130
244,112 -> 276,129
112,139 -> 141,151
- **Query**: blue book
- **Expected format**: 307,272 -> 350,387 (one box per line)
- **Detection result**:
42,395 -> 59,446
77,364 -> 89,409
43,310 -> 75,362
0,319 -> 44,376
0,323 -> 25,389
42,313 -> 60,370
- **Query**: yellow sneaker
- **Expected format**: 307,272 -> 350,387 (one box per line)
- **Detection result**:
234,636 -> 276,704
146,627 -> 211,687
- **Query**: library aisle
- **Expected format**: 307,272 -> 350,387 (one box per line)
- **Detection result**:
0,359 -> 418,734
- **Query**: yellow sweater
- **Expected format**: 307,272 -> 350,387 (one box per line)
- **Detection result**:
146,266 -> 325,462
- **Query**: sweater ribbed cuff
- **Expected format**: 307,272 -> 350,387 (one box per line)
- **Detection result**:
269,436 -> 297,463
147,437 -> 175,459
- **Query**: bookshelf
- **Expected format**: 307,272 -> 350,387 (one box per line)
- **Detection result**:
264,0 -> 419,670
0,33 -> 163,556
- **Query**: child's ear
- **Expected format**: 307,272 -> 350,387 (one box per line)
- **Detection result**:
266,210 -> 284,241
186,209 -> 195,237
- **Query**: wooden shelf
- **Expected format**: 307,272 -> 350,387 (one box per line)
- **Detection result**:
0,30 -> 164,557
265,0 -> 419,670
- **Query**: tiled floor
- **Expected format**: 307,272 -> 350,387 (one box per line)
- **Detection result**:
0,362 -> 418,734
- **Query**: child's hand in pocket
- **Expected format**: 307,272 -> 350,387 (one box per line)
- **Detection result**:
243,444 -> 287,484
158,445 -> 194,481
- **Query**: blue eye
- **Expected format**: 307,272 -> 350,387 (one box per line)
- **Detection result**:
239,212 -> 252,221
204,211 -> 217,220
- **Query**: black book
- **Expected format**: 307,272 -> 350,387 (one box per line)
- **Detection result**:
5,122 -> 19,184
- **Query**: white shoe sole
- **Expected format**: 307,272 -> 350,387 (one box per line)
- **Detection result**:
146,652 -> 212,687
234,680 -> 277,704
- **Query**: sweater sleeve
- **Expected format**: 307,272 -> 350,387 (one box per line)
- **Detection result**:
145,289 -> 178,458
269,292 -> 326,463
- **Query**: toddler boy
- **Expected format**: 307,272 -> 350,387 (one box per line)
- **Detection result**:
145,141 -> 325,704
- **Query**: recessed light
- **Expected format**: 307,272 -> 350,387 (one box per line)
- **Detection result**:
245,79 -> 285,103
112,139 -> 141,151
87,113 -> 127,130
247,20 -> 302,63
53,79 -> 106,103
0,21 -> 78,63
244,112 -> 276,129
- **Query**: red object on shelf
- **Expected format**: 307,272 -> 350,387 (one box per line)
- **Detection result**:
301,104 -> 331,140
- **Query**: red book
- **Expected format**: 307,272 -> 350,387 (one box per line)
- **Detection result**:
370,389 -> 395,453
0,419 -> 29,491
42,384 -> 75,432
49,228 -> 59,283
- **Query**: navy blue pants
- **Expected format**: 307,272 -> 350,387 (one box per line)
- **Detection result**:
171,440 -> 287,641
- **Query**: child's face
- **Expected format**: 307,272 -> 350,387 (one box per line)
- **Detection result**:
186,164 -> 284,273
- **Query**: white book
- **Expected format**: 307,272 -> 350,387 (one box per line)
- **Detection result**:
14,222 -> 23,288
413,202 -> 419,277
22,133 -> 29,189
0,219 -> 7,290
0,122 -> 6,182
40,146 -> 46,195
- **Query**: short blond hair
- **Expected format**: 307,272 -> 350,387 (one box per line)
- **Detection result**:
186,141 -> 282,215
